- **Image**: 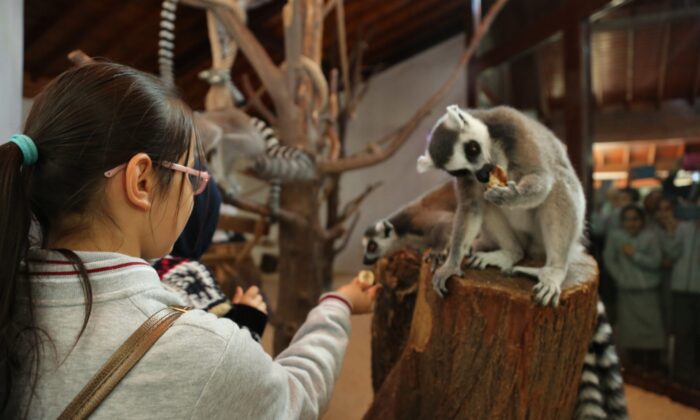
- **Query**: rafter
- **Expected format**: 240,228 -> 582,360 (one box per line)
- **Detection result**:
479,0 -> 613,71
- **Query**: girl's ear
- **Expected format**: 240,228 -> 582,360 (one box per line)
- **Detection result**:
124,153 -> 155,211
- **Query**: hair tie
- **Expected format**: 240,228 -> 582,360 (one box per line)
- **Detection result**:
9,134 -> 39,166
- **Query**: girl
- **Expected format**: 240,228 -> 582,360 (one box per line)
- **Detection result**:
603,204 -> 665,369
0,62 -> 378,419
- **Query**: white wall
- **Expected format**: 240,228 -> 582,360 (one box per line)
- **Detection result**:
334,34 -> 467,273
0,0 -> 23,142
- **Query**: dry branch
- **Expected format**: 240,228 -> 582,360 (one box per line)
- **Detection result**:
317,0 -> 509,174
335,0 -> 351,101
333,211 -> 360,256
219,188 -> 306,227
67,49 -> 95,66
183,0 -> 294,116
322,0 -> 337,18
338,181 -> 382,223
241,73 -> 277,124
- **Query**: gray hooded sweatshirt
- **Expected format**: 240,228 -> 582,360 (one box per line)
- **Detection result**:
7,249 -> 351,419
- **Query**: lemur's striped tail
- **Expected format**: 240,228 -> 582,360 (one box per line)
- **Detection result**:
575,300 -> 628,420
159,0 -> 178,87
250,117 -> 316,181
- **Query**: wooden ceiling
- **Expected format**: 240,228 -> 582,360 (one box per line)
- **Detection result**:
24,0 -> 700,113
24,0 -> 468,109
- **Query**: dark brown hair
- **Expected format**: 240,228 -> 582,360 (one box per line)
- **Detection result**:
0,62 -> 195,409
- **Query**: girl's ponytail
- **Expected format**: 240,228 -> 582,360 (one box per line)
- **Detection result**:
0,138 -> 35,407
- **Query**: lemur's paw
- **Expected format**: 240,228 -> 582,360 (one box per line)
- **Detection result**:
532,281 -> 560,307
425,251 -> 448,273
532,266 -> 566,307
432,265 -> 461,298
467,251 -> 516,272
483,181 -> 518,206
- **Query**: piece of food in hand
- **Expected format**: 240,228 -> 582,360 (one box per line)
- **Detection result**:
358,270 -> 375,286
487,165 -> 508,189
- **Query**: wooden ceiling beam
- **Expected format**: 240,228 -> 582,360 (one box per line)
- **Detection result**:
478,0 -> 613,71
364,0 -> 464,60
24,0 -> 120,75
320,0 -> 413,53
364,11 -> 463,70
592,6 -> 700,31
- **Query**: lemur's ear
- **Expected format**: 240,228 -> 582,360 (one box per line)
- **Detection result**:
417,154 -> 435,173
446,105 -> 466,130
382,220 -> 393,237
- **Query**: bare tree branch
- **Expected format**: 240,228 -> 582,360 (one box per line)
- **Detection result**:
322,0 -> 338,18
219,187 -> 308,227
325,68 -> 342,160
317,0 -> 509,174
338,181 -> 382,223
67,49 -> 94,66
241,73 -> 278,124
333,211 -> 360,256
183,0 -> 294,116
335,0 -> 351,101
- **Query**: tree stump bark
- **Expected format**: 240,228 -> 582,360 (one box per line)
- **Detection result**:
371,249 -> 422,391
366,254 -> 599,420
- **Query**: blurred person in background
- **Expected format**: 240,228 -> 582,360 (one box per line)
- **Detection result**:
604,205 -> 665,371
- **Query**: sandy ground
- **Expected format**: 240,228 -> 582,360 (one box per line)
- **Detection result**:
259,273 -> 700,419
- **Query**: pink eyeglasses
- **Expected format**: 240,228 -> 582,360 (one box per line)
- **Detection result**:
104,161 -> 210,195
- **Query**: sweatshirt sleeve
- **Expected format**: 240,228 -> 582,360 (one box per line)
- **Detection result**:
189,297 -> 351,420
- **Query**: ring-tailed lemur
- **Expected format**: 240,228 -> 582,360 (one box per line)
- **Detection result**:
417,105 -> 586,307
362,181 -> 456,266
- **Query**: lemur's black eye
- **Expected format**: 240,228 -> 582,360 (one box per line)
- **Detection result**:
464,140 -> 481,163
368,242 -> 377,252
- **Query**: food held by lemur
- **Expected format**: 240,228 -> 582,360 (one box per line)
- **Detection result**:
417,105 -> 586,307
487,165 -> 508,189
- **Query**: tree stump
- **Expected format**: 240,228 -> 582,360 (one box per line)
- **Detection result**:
366,254 -> 599,420
371,249 -> 422,391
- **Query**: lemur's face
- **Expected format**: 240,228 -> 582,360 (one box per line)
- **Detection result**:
362,220 -> 396,265
417,105 -> 493,182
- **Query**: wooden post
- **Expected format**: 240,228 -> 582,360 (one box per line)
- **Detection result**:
564,13 -> 593,206
366,253 -> 599,420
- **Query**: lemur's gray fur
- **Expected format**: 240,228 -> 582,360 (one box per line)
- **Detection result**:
362,182 -> 456,266
418,105 -> 586,307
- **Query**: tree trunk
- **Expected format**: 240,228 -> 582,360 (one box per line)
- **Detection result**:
274,181 -> 326,355
366,255 -> 599,420
371,249 -> 422,392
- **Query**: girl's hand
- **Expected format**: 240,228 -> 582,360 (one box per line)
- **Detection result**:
622,243 -> 635,257
336,277 -> 381,315
233,286 -> 268,315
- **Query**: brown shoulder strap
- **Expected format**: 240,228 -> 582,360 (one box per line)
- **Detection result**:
58,305 -> 190,420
